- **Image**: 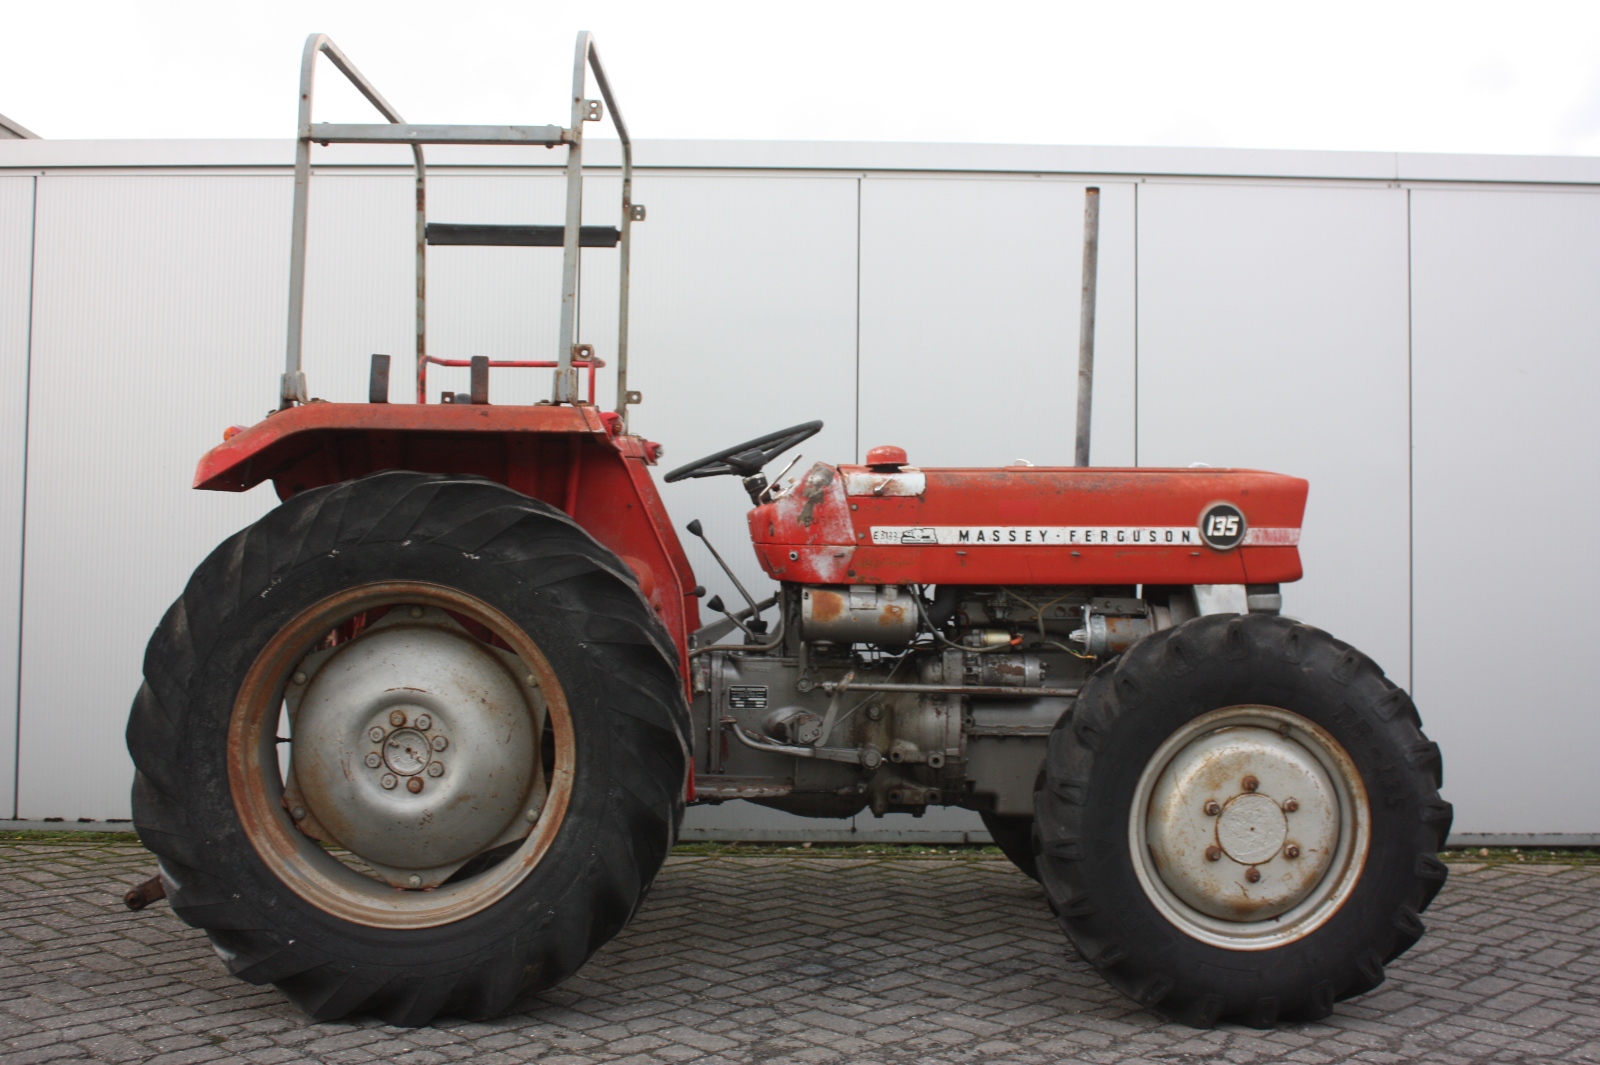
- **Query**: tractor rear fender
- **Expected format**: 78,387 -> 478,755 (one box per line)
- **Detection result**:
193,402 -> 701,673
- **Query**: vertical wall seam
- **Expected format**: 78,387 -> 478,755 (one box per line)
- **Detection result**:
854,176 -> 862,463
12,174 -> 38,820
844,156 -> 859,859
1404,186 -> 1415,697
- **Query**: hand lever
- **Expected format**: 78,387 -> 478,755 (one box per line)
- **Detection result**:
705,595 -> 756,642
686,519 -> 765,630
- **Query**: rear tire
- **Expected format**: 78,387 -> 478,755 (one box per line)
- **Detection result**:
980,812 -> 1040,882
1034,613 -> 1450,1028
127,472 -> 689,1025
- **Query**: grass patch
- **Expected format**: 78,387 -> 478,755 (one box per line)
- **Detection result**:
0,830 -> 142,844
1441,847 -> 1600,867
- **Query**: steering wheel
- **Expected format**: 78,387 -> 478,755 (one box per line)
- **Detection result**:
664,420 -> 823,485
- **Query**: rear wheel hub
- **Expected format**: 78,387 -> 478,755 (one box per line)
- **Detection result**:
291,616 -> 536,877
230,581 -> 573,928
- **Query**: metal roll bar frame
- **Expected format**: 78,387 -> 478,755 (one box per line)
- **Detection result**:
281,31 -> 639,421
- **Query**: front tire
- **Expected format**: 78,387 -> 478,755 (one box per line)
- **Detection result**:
127,472 -> 689,1025
1034,613 -> 1450,1028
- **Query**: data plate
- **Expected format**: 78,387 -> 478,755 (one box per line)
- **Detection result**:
727,686 -> 769,711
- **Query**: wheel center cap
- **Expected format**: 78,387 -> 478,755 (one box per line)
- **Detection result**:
383,728 -> 432,776
1217,793 -> 1287,865
290,623 -> 536,872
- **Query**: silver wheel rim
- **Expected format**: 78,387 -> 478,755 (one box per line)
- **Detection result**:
1128,705 -> 1370,950
289,608 -> 541,883
230,582 -> 574,929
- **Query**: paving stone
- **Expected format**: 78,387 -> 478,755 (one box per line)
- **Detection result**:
4,842 -> 1600,1062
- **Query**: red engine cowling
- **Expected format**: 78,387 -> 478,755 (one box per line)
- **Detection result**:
747,456 -> 1308,587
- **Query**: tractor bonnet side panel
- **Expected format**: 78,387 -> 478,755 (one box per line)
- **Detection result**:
749,463 -> 1307,586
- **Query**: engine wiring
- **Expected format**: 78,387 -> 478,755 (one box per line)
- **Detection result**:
998,586 -> 1094,658
911,587 -> 1021,654
913,585 -> 1098,660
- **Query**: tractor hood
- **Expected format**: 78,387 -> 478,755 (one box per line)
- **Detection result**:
747,460 -> 1308,587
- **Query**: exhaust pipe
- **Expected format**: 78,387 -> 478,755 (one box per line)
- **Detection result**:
1074,186 -> 1100,467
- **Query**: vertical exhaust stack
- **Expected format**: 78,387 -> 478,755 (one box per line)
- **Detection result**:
1074,187 -> 1101,467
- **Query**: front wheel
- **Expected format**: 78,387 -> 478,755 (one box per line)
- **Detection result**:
128,472 -> 689,1025
1034,613 -> 1451,1028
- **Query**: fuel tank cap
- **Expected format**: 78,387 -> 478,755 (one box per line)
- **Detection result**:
865,445 -> 908,470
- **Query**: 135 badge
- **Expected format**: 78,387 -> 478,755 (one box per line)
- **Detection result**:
1198,502 -> 1247,550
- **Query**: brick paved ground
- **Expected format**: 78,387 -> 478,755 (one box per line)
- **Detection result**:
2,839 -> 1598,1064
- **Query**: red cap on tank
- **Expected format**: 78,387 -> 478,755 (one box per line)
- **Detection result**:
865,445 -> 908,470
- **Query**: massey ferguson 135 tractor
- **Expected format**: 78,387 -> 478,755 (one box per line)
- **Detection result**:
125,33 -> 1451,1029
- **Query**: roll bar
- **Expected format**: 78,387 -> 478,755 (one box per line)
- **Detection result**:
281,32 -> 640,420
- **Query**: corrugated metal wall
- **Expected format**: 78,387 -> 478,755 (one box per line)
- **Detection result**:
20,175 -> 285,817
0,143 -> 1596,839
1409,188 -> 1600,836
0,176 -> 33,816
1134,182 -> 1413,689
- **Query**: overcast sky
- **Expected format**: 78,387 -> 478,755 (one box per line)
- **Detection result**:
4,0 -> 1600,158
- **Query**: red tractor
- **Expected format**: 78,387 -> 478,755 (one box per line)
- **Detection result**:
126,34 -> 1450,1029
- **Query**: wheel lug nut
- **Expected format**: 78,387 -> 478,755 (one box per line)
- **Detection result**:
1283,798 -> 1299,812
292,671 -> 307,685
1205,845 -> 1222,861
414,714 -> 431,730
409,607 -> 423,619
431,735 -> 448,752
1241,775 -> 1259,792
407,874 -> 422,888
389,710 -> 407,727
1285,844 -> 1300,859
1245,866 -> 1261,883
426,763 -> 444,777
526,673 -> 539,687
368,727 -> 384,742
407,777 -> 424,794
364,753 -> 381,769
291,806 -> 306,821
380,774 -> 398,790
1203,800 -> 1221,816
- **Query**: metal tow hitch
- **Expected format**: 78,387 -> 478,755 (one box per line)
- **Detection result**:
123,873 -> 167,911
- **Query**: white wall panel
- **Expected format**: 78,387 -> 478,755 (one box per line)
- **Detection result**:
0,142 -> 1596,838
629,171 -> 893,864
299,172 -> 614,408
859,177 -> 1136,469
427,174 -> 568,406
297,172 -> 414,406
1136,182 -> 1412,687
1411,189 -> 1600,834
0,176 -> 33,816
18,175 -> 284,818
627,174 -> 860,610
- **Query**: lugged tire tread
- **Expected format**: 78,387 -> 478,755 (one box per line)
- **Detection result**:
128,472 -> 688,1025
1035,613 -> 1450,1028
979,813 -> 1041,882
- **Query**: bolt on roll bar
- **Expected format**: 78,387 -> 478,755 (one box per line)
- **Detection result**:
281,31 -> 640,421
